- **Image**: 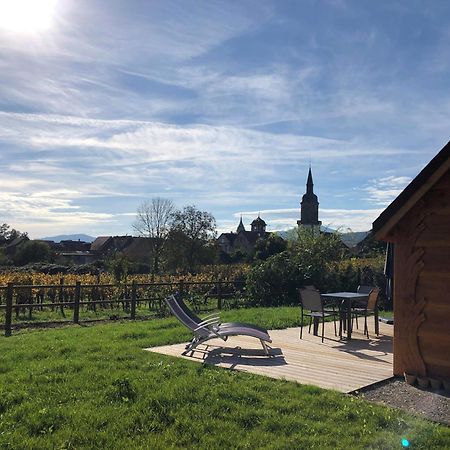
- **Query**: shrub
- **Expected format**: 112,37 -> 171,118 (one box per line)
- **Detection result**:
246,228 -> 388,308
246,252 -> 303,306
13,241 -> 54,266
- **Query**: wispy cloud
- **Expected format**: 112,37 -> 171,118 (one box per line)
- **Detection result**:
1,1 -> 449,238
362,176 -> 411,206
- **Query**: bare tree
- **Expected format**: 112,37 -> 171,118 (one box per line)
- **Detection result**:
132,198 -> 175,273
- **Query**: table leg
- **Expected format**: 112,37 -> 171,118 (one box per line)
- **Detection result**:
375,305 -> 379,335
339,307 -> 345,338
313,317 -> 320,336
347,298 -> 352,339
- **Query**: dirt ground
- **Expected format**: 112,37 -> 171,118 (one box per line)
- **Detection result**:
356,377 -> 450,426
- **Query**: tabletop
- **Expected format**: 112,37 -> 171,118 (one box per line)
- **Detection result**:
321,292 -> 368,299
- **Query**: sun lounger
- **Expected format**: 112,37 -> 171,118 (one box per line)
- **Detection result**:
165,295 -> 272,356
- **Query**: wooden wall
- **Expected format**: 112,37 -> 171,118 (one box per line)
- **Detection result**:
392,170 -> 450,378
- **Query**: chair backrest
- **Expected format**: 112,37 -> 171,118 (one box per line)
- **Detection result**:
357,285 -> 373,294
367,288 -> 380,310
176,296 -> 202,324
299,289 -> 323,312
165,295 -> 209,336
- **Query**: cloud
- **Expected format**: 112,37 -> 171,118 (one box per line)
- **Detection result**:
232,207 -> 383,232
362,176 -> 411,206
0,110 -> 420,237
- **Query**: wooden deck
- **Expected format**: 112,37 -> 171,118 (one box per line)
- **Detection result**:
145,321 -> 393,393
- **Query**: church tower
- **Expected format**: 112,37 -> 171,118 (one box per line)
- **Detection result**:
236,216 -> 245,233
297,167 -> 321,231
251,214 -> 266,236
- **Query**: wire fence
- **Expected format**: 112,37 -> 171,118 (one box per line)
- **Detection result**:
0,278 -> 248,336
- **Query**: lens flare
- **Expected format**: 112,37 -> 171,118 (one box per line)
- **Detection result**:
0,0 -> 57,33
401,438 -> 410,448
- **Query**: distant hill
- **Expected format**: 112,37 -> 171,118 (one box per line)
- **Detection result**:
339,231 -> 370,247
39,234 -> 96,243
276,228 -> 369,247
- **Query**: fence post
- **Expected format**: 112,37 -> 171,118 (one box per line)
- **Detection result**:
59,277 -> 66,318
5,282 -> 13,337
217,279 -> 222,310
131,281 -> 137,320
73,281 -> 81,324
28,279 -> 33,320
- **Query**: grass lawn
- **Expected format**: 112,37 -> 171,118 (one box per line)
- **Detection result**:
0,307 -> 448,449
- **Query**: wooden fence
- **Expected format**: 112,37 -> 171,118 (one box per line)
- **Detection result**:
0,279 -> 247,336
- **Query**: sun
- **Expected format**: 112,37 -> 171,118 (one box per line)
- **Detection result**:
0,0 -> 57,33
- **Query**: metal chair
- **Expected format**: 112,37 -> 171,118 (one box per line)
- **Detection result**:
299,289 -> 338,343
357,285 -> 374,295
351,288 -> 380,338
353,285 -> 375,329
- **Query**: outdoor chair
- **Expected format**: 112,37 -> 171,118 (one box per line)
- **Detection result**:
357,285 -> 374,294
165,295 -> 272,356
352,285 -> 375,329
303,286 -> 337,315
299,288 -> 338,343
351,288 -> 380,338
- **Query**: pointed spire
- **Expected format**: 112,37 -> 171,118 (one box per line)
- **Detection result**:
306,167 -> 314,194
237,215 -> 245,233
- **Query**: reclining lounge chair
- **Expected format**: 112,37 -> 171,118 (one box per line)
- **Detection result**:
165,295 -> 272,356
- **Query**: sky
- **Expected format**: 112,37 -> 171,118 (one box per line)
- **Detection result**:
0,0 -> 449,238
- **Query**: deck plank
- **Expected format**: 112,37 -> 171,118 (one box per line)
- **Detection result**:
144,321 -> 393,393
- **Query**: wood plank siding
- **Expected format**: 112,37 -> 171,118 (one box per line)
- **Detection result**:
392,170 -> 450,378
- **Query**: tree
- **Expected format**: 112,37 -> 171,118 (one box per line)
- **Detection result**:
132,198 -> 175,273
107,253 -> 130,284
288,227 -> 346,287
246,228 -> 348,306
13,241 -> 54,266
169,205 -> 217,272
254,234 -> 287,261
246,251 -> 302,306
0,223 -> 26,243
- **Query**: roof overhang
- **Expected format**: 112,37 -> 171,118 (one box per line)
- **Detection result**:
372,141 -> 450,241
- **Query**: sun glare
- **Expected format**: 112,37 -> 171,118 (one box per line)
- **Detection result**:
0,0 -> 57,33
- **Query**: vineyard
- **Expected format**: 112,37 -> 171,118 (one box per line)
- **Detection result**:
0,263 -> 251,286
0,265 -> 251,336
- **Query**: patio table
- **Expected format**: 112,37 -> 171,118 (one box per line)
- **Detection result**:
321,292 -> 371,340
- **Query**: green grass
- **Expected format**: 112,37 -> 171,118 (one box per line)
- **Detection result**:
0,296 -> 249,326
0,307 -> 448,449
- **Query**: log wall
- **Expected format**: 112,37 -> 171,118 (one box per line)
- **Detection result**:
392,170 -> 450,377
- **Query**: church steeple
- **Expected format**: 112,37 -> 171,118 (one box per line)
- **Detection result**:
306,167 -> 314,194
297,166 -> 321,230
236,216 -> 245,233
251,214 -> 266,235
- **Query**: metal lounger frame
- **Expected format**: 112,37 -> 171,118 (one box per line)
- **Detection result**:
165,295 -> 272,356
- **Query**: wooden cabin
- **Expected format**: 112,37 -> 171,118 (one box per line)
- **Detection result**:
373,141 -> 450,379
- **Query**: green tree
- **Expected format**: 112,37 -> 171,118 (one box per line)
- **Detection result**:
356,231 -> 386,257
247,228 -> 348,306
107,253 -> 130,284
288,227 -> 346,286
246,251 -> 302,306
13,241 -> 54,266
168,206 -> 216,273
0,223 -> 26,243
254,234 -> 287,261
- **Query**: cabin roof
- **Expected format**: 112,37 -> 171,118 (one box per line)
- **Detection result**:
373,141 -> 450,240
